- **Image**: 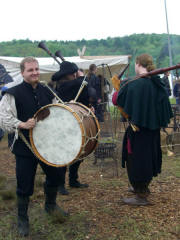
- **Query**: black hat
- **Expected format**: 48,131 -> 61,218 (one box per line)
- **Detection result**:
51,61 -> 78,81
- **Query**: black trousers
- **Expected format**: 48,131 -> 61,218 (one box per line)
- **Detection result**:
94,103 -> 104,122
15,155 -> 62,197
57,160 -> 83,186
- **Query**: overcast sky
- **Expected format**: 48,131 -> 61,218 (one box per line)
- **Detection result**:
0,0 -> 179,42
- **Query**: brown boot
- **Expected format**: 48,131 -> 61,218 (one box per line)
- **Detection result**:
122,195 -> 150,206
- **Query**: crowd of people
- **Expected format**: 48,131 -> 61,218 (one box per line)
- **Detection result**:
0,53 -> 175,237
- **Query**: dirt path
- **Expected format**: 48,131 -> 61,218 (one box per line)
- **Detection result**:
0,137 -> 180,240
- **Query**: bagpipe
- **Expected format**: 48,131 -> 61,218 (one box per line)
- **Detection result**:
38,41 -> 88,103
111,63 -> 180,131
38,41 -> 64,65
112,63 -> 180,92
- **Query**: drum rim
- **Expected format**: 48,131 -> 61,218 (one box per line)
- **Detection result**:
29,103 -> 86,167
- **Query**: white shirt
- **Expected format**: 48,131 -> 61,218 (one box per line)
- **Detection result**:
0,93 -> 58,133
0,93 -> 20,133
0,82 -> 58,150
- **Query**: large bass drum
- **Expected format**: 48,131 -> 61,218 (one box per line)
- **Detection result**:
29,103 -> 100,167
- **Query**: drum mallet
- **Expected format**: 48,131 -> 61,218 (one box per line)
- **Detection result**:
74,76 -> 88,102
40,81 -> 64,104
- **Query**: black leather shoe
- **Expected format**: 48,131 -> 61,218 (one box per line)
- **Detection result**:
69,181 -> 89,188
58,186 -> 69,195
45,203 -> 69,223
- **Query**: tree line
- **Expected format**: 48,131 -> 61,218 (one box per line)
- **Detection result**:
0,33 -> 180,76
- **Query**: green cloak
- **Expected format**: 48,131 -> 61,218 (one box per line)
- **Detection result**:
117,75 -> 173,130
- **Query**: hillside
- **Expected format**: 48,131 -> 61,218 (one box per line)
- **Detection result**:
0,33 -> 180,75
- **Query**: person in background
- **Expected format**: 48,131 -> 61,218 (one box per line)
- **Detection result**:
0,63 -> 13,86
77,68 -> 84,77
0,57 -> 69,237
97,74 -> 110,114
51,61 -> 96,195
113,54 -> 173,206
0,64 -> 14,141
87,64 -> 104,122
162,71 -> 171,97
0,128 -> 4,141
173,79 -> 180,106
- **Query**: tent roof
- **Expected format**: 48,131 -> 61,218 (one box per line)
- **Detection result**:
0,55 -> 130,82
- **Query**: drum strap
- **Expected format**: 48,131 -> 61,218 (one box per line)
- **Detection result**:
18,130 -> 38,158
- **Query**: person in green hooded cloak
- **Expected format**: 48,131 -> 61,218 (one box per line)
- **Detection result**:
116,54 -> 173,205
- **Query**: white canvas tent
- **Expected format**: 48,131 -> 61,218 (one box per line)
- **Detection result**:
0,55 -> 130,83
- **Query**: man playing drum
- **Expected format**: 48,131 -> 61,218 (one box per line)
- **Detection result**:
52,61 -> 97,195
0,57 -> 69,237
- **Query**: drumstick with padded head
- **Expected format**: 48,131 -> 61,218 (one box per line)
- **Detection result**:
74,76 -> 88,102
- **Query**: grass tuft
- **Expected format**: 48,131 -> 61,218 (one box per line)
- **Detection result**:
0,189 -> 16,200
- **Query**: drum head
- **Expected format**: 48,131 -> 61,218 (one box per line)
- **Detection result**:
30,104 -> 83,167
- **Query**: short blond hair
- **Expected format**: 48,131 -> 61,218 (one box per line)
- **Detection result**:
20,57 -> 39,72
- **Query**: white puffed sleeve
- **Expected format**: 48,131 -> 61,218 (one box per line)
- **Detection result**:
0,94 -> 21,133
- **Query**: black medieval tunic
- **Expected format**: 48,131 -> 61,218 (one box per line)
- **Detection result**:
56,76 -> 96,107
4,81 -> 54,157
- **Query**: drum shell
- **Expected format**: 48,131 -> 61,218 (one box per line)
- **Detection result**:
66,102 -> 100,159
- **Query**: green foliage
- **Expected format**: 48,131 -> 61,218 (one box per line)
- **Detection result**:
0,190 -> 16,200
170,98 -> 176,104
0,34 -> 180,76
